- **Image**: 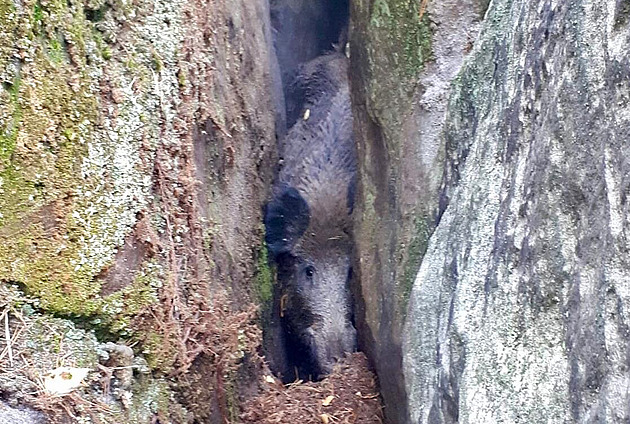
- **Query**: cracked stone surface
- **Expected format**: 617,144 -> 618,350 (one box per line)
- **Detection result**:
404,0 -> 630,422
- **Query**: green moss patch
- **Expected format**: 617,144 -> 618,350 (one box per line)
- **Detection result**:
128,378 -> 186,423
368,0 -> 433,80
0,0 -> 105,315
363,0 -> 434,120
352,0 -> 434,130
99,260 -> 164,336
400,215 -> 431,315
0,0 -> 161,316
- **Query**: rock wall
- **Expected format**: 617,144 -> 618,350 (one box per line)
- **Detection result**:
403,0 -> 630,423
6,0 -> 626,421
349,0 -> 483,421
0,0 -> 278,421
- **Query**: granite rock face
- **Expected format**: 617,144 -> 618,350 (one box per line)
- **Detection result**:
403,0 -> 630,422
0,0 -> 277,421
0,402 -> 46,424
349,0 -> 483,421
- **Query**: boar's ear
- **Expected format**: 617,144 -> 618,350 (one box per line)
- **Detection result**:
265,186 -> 310,257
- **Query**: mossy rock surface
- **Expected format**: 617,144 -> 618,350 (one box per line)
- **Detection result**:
0,0 -> 181,315
0,0 -> 278,421
349,1 -> 485,422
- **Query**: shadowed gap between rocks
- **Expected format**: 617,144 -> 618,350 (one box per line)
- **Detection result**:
263,0 -> 378,386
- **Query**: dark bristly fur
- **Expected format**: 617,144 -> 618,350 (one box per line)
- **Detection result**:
266,52 -> 357,381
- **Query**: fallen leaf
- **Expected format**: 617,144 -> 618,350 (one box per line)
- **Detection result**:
322,395 -> 334,406
43,367 -> 91,395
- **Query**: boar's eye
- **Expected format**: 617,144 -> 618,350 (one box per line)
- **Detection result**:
304,265 -> 315,278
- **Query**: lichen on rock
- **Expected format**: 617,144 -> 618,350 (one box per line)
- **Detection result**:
0,0 -> 186,315
350,1 -> 483,422
403,0 -> 630,422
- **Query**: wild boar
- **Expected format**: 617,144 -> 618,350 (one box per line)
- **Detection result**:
269,0 -> 350,128
265,52 -> 357,381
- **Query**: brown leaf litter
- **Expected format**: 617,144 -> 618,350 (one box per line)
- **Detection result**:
241,353 -> 383,423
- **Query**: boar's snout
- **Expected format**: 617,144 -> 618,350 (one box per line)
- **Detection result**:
306,320 -> 357,378
325,324 -> 357,375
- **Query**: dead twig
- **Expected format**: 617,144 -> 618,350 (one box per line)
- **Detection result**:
2,308 -> 13,367
419,0 -> 429,20
209,116 -> 233,139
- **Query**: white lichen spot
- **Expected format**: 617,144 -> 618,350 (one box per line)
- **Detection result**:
603,146 -> 623,238
70,0 -> 186,276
